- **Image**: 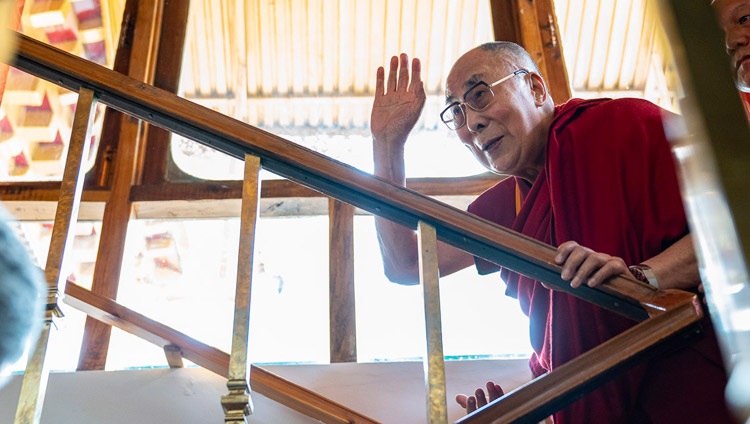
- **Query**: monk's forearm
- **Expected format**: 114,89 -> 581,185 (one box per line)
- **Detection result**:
641,234 -> 699,290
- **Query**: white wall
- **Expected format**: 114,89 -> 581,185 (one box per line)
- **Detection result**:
0,359 -> 532,423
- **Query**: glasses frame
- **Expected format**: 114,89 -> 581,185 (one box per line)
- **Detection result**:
440,69 -> 529,131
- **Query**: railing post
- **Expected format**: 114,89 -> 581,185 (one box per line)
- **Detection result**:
14,88 -> 97,424
221,153 -> 261,423
417,221 -> 448,424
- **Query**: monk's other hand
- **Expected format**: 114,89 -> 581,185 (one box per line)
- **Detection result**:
555,241 -> 628,288
455,381 -> 504,415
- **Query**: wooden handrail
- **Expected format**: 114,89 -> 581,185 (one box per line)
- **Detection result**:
63,282 -> 380,424
457,290 -> 704,423
9,32 -> 668,322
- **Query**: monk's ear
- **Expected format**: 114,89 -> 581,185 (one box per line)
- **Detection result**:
528,73 -> 548,106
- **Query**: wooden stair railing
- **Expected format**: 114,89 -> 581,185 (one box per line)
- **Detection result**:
6,32 -> 708,422
10,32 -> 651,322
63,281 -> 380,424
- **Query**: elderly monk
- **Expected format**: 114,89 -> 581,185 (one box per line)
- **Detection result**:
369,42 -> 733,423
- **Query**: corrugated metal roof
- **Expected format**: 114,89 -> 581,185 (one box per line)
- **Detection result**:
0,0 -> 681,181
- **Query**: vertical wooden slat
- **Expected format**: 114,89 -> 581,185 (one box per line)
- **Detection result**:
534,0 -> 572,102
139,0 -> 191,184
163,344 -> 184,368
15,88 -> 97,424
77,0 -> 162,371
329,198 -> 357,363
489,0 -> 571,103
489,0 -> 520,47
86,0 -> 139,189
221,153 -> 261,423
417,221 -> 448,424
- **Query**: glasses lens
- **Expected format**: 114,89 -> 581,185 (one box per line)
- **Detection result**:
441,103 -> 465,130
465,84 -> 493,111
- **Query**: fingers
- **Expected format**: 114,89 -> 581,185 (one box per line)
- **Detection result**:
554,240 -> 578,266
381,53 -> 422,95
455,394 -> 478,413
556,241 -> 628,288
475,388 -> 488,407
455,394 -> 469,409
386,55 -> 398,94
409,56 -> 423,95
397,53 -> 410,91
487,381 -> 504,401
375,66 -> 385,97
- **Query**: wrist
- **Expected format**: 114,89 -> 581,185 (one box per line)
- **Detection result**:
629,264 -> 659,289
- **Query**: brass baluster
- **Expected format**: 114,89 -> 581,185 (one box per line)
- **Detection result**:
14,88 -> 97,424
417,221 -> 448,424
221,153 -> 261,422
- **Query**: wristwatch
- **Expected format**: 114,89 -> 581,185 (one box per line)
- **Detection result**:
629,264 -> 659,289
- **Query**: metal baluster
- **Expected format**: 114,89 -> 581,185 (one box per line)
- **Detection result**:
417,221 -> 448,424
221,153 -> 261,422
14,88 -> 97,424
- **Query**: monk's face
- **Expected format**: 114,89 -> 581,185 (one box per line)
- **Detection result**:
714,0 -> 750,92
445,48 -> 548,181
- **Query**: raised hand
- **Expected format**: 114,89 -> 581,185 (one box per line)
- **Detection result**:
370,53 -> 426,146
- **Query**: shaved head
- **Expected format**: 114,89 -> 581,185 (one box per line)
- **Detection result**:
477,41 -> 542,76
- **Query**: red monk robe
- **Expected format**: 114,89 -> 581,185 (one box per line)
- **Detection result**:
468,98 -> 732,423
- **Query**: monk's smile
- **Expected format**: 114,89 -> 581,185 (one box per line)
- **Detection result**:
481,136 -> 503,152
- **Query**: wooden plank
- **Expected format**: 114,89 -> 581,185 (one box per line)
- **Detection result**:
417,222 -> 448,424
163,344 -> 184,368
14,323 -> 53,424
329,198 -> 356,363
85,0 -> 138,189
457,291 -> 703,423
222,154 -> 261,421
139,0 -> 191,184
63,282 -> 381,424
77,0 -> 162,371
15,87 -> 97,424
489,0 -> 519,43
534,0 -> 572,102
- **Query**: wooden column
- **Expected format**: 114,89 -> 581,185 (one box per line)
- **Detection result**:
222,154 -> 262,422
490,0 -> 571,103
138,0 -> 191,184
417,221 -> 448,424
77,0 -> 162,371
329,199 -> 357,363
15,88 -> 97,424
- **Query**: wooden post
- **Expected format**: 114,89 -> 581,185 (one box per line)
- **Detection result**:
417,221 -> 448,424
221,154 -> 262,422
329,199 -> 357,363
14,88 -> 97,424
77,0 -> 162,371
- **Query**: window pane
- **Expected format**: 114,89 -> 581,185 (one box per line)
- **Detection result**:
353,216 -> 531,362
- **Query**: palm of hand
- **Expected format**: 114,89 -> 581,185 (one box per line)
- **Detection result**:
370,54 -> 426,142
371,91 -> 425,141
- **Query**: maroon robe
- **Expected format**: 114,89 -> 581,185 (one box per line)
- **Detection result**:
468,98 -> 732,423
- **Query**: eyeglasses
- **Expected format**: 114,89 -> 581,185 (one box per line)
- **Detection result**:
440,69 -> 529,131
